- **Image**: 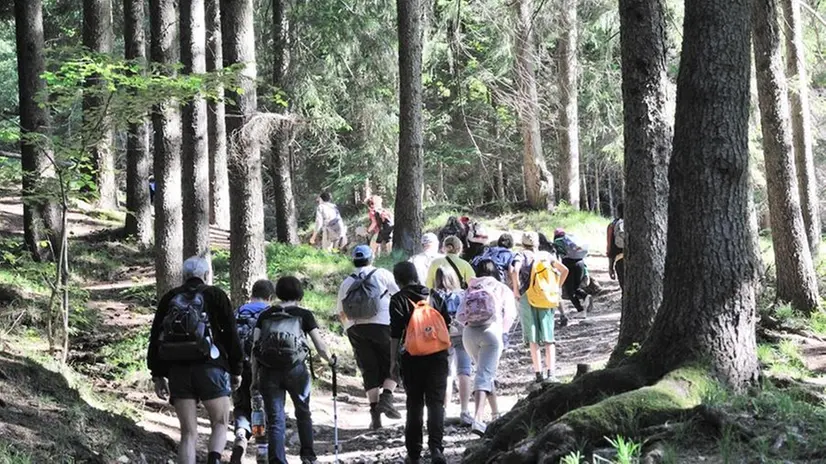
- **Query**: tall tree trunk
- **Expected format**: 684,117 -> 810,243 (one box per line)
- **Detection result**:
609,0 -> 672,364
557,0 -> 580,209
150,0 -> 183,297
206,0 -> 230,230
82,0 -> 118,210
636,0 -> 759,389
222,0 -> 267,306
753,0 -> 819,312
594,162 -> 601,215
181,0 -> 211,259
394,0 -> 425,255
514,0 -> 553,210
782,0 -> 820,256
271,0 -> 299,244
14,0 -> 61,262
123,0 -> 152,246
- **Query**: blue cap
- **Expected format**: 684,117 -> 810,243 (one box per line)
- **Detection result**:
352,245 -> 373,261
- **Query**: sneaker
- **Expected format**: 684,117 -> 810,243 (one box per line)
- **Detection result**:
229,434 -> 247,464
430,449 -> 447,464
370,404 -> 383,430
460,411 -> 474,426
471,421 -> 487,436
535,372 -> 544,384
559,315 -> 569,327
378,390 -> 402,419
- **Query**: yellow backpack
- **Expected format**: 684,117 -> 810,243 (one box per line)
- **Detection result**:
526,256 -> 561,309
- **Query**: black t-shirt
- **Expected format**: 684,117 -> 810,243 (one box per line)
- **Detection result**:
255,304 -> 319,334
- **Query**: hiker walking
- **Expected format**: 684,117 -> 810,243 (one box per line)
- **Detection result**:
147,256 -> 243,464
607,202 -> 626,291
552,228 -> 599,313
365,195 -> 393,257
336,245 -> 402,429
251,276 -> 334,464
438,216 -> 470,251
430,266 -> 473,426
309,191 -> 347,251
230,279 -> 277,463
426,236 -> 476,289
389,262 -> 451,464
457,260 -> 516,435
409,232 -> 443,285
511,233 -> 569,383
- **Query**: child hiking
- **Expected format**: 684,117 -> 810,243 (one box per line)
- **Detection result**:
309,191 -> 347,251
390,262 -> 451,464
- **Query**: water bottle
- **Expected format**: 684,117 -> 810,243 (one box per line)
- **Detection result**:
255,439 -> 268,464
251,393 -> 266,438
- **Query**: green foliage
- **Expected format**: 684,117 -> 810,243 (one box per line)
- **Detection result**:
560,451 -> 584,464
99,328 -> 150,382
604,435 -> 642,464
757,341 -> 810,379
0,444 -> 33,464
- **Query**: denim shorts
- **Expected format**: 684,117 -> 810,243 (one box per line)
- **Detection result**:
448,338 -> 473,377
168,364 -> 231,403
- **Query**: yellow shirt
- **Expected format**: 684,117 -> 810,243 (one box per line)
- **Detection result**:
426,254 -> 476,288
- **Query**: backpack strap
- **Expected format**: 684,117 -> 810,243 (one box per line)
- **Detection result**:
445,256 -> 466,289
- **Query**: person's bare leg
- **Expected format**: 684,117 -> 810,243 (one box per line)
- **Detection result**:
529,342 -> 542,375
473,390 -> 488,423
487,393 -> 499,417
203,396 -> 231,454
173,399 -> 199,464
545,343 -> 556,377
458,375 -> 472,414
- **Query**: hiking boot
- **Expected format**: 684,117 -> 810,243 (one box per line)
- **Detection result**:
460,411 -> 474,427
559,315 -> 569,327
370,404 -> 383,430
471,421 -> 487,436
229,434 -> 247,464
535,372 -> 544,384
430,448 -> 447,464
378,390 -> 402,419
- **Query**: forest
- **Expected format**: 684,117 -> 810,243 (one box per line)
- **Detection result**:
4,0 -> 826,462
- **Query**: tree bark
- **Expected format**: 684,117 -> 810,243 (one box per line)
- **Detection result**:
635,0 -> 760,389
782,0 -> 820,256
270,0 -> 299,245
753,0 -> 819,312
514,0 -> 553,210
181,0 -> 211,259
14,0 -> 62,262
206,0 -> 230,230
150,0 -> 183,297
123,0 -> 152,246
222,0 -> 267,306
609,0 -> 672,365
82,0 -> 118,211
394,0 -> 425,255
557,0 -> 580,209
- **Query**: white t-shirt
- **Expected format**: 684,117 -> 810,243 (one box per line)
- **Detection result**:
337,266 -> 399,330
409,250 -> 443,285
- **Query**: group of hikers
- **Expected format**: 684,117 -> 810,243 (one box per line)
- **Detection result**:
145,193 -> 627,464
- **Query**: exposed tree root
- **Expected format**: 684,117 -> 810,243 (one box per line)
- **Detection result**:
464,366 -> 716,463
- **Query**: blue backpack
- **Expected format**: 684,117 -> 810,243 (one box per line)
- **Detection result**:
431,289 -> 464,338
236,302 -> 268,361
471,247 -> 515,282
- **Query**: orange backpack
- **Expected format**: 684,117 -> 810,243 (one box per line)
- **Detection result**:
405,299 -> 451,356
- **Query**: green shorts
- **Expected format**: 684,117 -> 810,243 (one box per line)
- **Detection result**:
520,295 -> 555,345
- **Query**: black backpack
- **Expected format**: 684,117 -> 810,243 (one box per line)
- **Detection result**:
158,286 -> 212,362
253,307 -> 309,369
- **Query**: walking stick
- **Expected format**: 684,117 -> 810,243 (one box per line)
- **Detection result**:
331,355 -> 339,463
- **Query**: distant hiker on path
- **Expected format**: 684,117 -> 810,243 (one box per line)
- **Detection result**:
389,261 -> 450,464
426,236 -> 476,290
337,245 -> 402,429
252,276 -> 334,464
512,233 -> 569,383
607,203 -> 626,291
438,216 -> 470,252
410,232 -> 443,285
309,191 -> 347,252
230,279 -> 276,463
458,260 -> 516,435
147,256 -> 243,464
366,195 -> 393,258
553,228 -> 599,313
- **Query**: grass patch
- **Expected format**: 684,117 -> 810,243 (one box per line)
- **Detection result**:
758,341 -> 810,379
99,328 -> 150,382
0,443 -> 33,464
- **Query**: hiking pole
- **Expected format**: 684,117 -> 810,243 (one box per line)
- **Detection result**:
331,354 -> 339,463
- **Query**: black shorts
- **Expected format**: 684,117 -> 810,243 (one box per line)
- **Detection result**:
377,226 -> 393,244
347,324 -> 392,390
168,364 -> 231,403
